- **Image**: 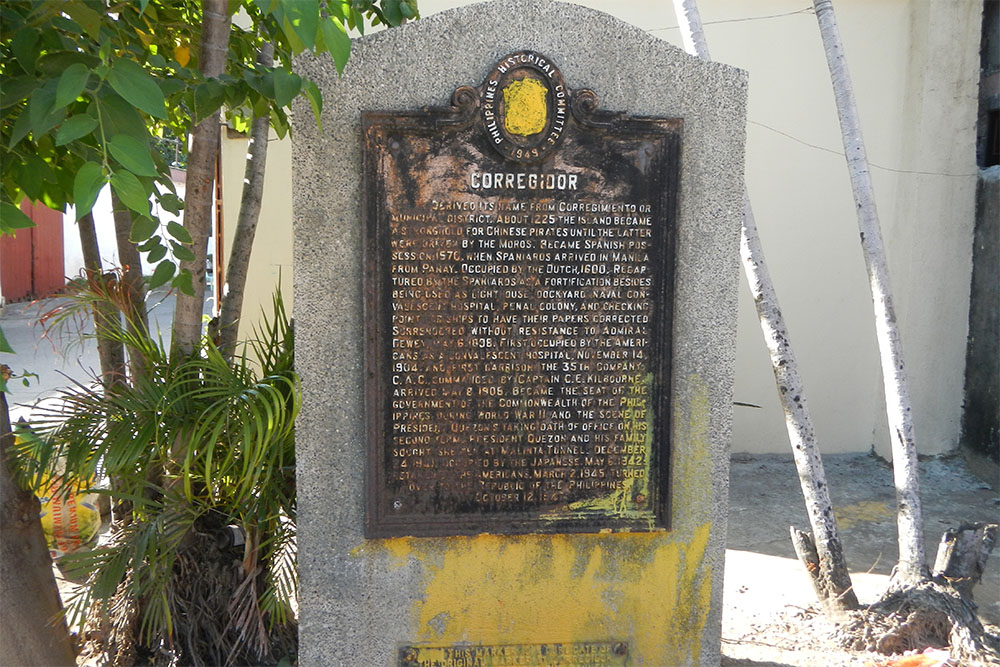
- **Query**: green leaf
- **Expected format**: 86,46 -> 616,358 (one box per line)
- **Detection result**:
0,325 -> 13,354
193,80 -> 226,123
37,51 -> 100,77
281,14 -> 307,54
321,17 -> 351,75
55,63 -> 91,110
166,220 -> 192,244
11,29 -> 39,72
55,115 -> 99,146
20,157 -> 44,201
0,202 -> 35,235
146,243 -> 167,263
149,260 -> 175,289
9,108 -> 32,147
73,162 -> 105,219
158,193 -> 183,215
107,59 -> 167,120
379,0 -> 403,26
110,171 -> 151,217
254,0 -> 280,16
108,135 -> 159,177
97,92 -> 149,145
129,216 -> 158,242
138,236 -> 161,252
171,268 -> 194,296
271,69 -> 301,108
28,82 -> 65,138
284,0 -> 319,51
170,241 -> 195,262
302,80 -> 323,129
1,77 -> 37,109
64,1 -> 103,40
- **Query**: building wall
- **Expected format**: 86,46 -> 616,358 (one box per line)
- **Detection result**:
225,0 -> 983,456
219,128 -> 294,341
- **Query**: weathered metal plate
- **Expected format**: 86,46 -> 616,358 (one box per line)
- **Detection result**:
363,51 -> 680,537
398,641 -> 630,667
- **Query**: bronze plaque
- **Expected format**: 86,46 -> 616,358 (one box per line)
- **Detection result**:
398,641 -> 629,666
363,51 -> 680,537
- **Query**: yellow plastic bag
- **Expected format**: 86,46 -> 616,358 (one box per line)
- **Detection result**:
15,426 -> 103,559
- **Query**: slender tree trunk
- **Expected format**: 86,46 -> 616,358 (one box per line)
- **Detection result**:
110,193 -> 149,381
672,0 -> 858,610
218,44 -> 274,362
0,377 -> 77,666
812,0 -> 925,585
78,213 -> 126,388
171,0 -> 232,359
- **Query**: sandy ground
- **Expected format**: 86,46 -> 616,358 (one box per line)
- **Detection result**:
720,453 -> 999,667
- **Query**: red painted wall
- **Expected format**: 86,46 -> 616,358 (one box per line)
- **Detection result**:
0,201 -> 65,302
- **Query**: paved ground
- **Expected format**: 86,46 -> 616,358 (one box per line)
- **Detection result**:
1,288 -> 184,423
3,293 -> 998,664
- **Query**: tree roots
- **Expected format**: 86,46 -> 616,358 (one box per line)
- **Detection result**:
834,580 -> 1000,666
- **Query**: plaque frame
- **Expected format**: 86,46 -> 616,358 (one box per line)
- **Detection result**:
362,52 -> 681,538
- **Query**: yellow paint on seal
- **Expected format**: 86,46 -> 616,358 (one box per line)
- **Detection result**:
503,77 -> 547,136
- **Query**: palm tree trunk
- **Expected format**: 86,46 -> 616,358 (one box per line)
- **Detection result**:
812,0 -> 925,585
171,0 -> 232,359
672,0 -> 858,610
78,212 -> 126,389
218,44 -> 274,363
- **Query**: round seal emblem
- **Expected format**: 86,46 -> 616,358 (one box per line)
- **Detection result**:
480,51 -> 569,163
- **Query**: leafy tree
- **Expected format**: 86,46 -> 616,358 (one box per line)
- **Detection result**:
1,0 -> 417,662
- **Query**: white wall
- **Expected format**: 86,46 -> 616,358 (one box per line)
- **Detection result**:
64,178 -> 189,284
228,0 -> 982,457
219,128 -> 294,342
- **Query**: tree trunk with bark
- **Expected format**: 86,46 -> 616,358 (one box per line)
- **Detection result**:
218,45 -> 274,363
110,193 -> 149,381
812,0 -> 926,586
672,0 -> 858,611
78,212 -> 126,389
0,373 -> 77,666
171,0 -> 232,359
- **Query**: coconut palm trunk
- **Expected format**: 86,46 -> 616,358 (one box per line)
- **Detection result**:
811,0 -> 925,585
672,0 -> 858,609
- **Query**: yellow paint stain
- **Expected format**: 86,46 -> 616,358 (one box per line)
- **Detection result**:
673,377 -> 713,524
368,525 -> 713,664
834,500 -> 893,530
503,77 -> 547,136
353,373 -> 721,664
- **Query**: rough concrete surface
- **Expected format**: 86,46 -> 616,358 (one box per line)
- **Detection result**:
292,0 -> 746,663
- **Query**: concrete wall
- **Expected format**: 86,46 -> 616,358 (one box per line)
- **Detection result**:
292,1 -> 747,663
228,0 -> 984,457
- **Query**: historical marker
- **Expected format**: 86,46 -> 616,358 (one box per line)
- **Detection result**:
363,51 -> 681,537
